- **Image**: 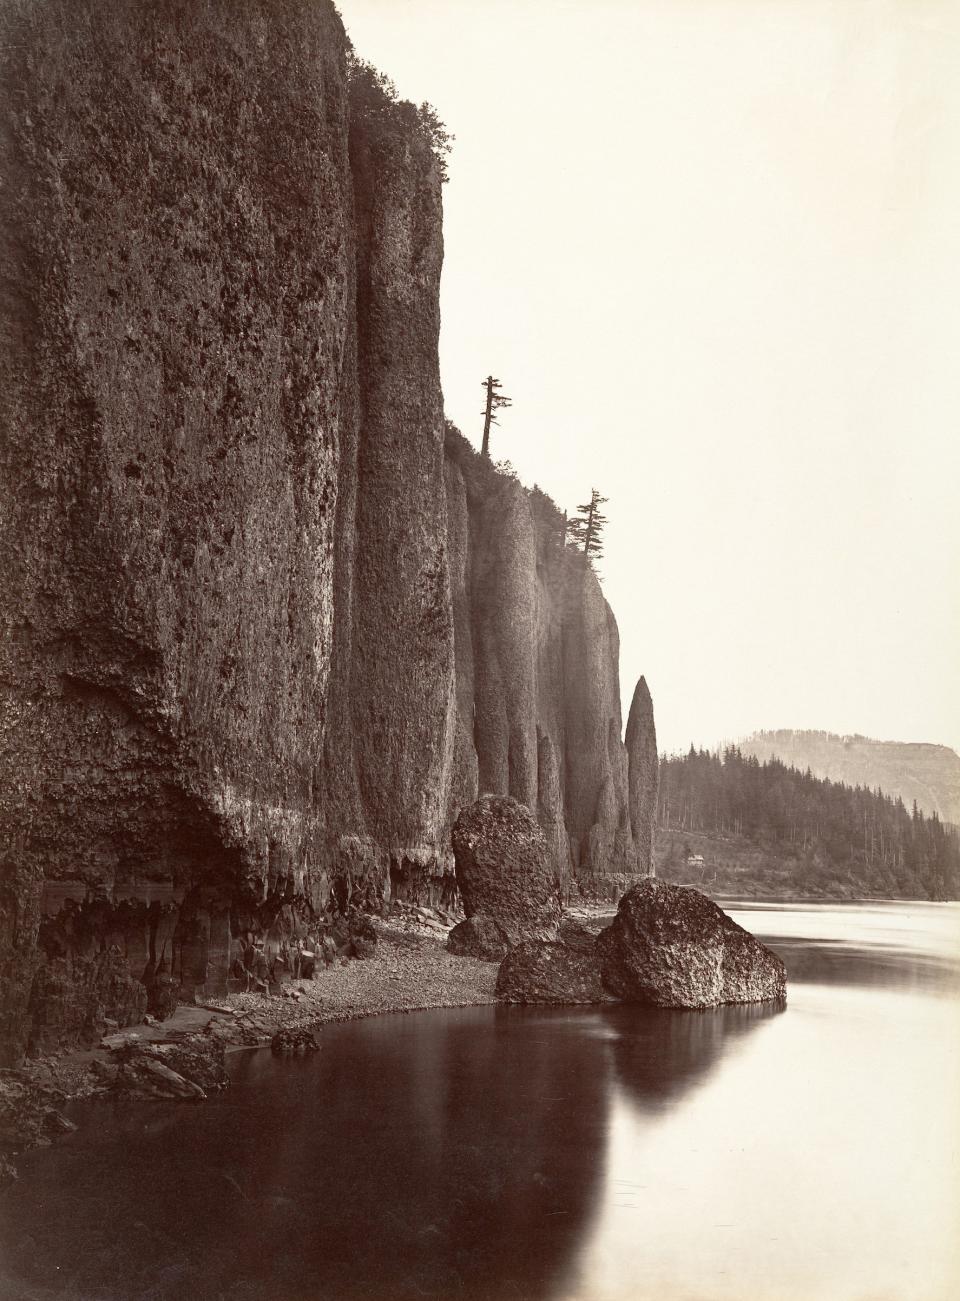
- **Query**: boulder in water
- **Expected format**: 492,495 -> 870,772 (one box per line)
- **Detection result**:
270,1028 -> 318,1055
495,940 -> 605,1005
596,879 -> 786,1008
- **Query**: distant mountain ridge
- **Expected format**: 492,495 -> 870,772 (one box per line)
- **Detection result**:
736,730 -> 960,825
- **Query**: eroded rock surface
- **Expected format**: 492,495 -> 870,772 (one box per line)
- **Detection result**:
625,676 -> 659,875
446,915 -> 510,962
452,797 -> 561,943
558,917 -> 603,956
495,940 -> 605,1005
110,1033 -> 228,1100
596,879 -> 787,1008
271,1028 -> 318,1055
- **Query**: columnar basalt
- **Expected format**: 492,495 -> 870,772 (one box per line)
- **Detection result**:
443,434 -> 642,888
0,0 -> 654,1063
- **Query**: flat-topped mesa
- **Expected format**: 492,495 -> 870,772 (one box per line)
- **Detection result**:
0,0 -> 654,1063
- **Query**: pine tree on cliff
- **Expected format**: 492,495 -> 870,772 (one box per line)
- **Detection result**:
480,375 -> 511,457
568,489 -> 608,561
626,676 -> 659,875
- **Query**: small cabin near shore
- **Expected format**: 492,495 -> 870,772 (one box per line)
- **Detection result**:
686,853 -> 705,871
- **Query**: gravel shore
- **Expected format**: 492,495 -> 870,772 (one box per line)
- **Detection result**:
12,918 -> 498,1098
217,921 -> 498,1038
0,919 -> 500,1180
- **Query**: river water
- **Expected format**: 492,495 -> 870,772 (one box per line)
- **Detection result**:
2,901 -> 958,1301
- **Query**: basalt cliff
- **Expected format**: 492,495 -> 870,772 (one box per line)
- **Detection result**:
0,0 -> 654,1064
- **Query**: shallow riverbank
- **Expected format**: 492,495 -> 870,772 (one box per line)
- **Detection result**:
1,920 -> 498,1178
218,922 -> 499,1036
5,901 -> 957,1301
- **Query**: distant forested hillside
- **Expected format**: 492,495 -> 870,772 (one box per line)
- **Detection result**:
737,730 -> 960,826
656,748 -> 960,900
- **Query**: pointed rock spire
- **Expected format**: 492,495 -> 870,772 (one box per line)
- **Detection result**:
625,676 -> 659,875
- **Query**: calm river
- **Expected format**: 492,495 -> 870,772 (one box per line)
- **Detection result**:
2,901 -> 958,1301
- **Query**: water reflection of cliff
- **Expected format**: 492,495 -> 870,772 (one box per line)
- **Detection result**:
0,1001 -> 788,1300
0,1006 -> 611,1301
602,1000 -> 784,1115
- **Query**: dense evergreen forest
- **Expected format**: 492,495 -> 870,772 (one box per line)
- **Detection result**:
656,748 -> 960,900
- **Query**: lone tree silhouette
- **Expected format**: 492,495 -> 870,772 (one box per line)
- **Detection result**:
568,489 -> 609,561
480,375 -> 511,458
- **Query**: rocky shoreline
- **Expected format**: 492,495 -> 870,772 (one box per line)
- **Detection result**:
1,913 -> 498,1183
2,863 -> 790,1186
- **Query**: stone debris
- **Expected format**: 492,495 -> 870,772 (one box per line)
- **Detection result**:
100,1031 -> 144,1051
0,1075 -> 77,1183
0,922 -> 499,1176
109,1033 -> 228,1101
270,1028 -> 318,1055
114,1054 -> 206,1102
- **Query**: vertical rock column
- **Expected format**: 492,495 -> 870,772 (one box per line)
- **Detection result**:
0,0 -> 356,1063
626,676 -> 659,875
471,480 -> 539,811
561,569 -> 637,878
346,85 -> 455,890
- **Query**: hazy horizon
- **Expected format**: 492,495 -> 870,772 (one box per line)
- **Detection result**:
337,0 -> 960,757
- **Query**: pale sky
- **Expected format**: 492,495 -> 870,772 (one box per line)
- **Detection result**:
336,0 -> 960,756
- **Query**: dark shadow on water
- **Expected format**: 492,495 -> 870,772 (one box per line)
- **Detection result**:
0,1005 -> 614,1301
602,999 -> 784,1116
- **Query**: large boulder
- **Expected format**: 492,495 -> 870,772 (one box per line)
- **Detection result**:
495,941 -> 605,1005
347,911 -> 378,960
451,796 -> 561,943
446,915 -> 510,962
596,879 -> 786,1008
558,916 -> 603,955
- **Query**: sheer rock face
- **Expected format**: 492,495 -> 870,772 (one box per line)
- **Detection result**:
626,677 -> 659,875
451,797 -> 561,943
0,0 -> 652,1062
342,84 -> 453,893
0,0 -> 448,1063
444,448 -> 639,888
495,940 -> 605,1005
596,880 -> 787,1008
